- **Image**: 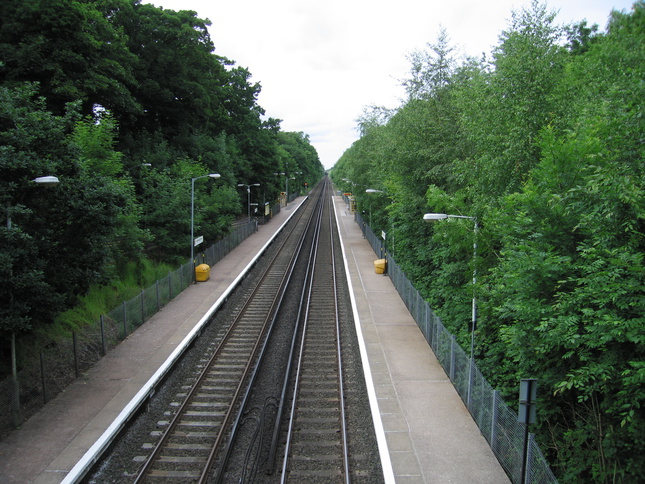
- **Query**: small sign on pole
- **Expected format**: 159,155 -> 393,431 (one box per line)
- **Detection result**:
519,378 -> 537,424
519,378 -> 537,484
193,235 -> 204,247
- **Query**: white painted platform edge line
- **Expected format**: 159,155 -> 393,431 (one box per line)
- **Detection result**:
61,197 -> 307,484
332,196 -> 395,484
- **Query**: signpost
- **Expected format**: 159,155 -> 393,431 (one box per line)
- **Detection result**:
519,378 -> 537,484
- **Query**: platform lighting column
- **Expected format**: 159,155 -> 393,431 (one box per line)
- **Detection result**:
191,174 -> 220,280
423,212 -> 478,360
273,172 -> 286,204
367,188 -> 397,260
423,212 -> 478,407
237,183 -> 260,223
365,188 -> 384,230
7,175 -> 60,427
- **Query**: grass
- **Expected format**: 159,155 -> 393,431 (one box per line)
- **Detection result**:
36,259 -> 177,344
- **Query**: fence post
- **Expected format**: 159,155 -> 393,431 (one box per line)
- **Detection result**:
11,333 -> 22,428
100,315 -> 106,356
449,335 -> 456,381
73,331 -> 79,378
491,390 -> 498,455
156,280 -> 160,312
168,271 -> 173,300
140,289 -> 145,325
40,351 -> 47,404
467,357 -> 473,409
122,301 -> 127,339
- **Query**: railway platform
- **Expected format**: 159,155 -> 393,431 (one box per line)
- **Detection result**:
0,193 -> 510,483
333,195 -> 510,483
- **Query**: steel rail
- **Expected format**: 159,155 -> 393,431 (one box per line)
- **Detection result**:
133,191 -> 314,483
265,190 -> 326,474
211,189 -> 326,483
280,184 -> 350,482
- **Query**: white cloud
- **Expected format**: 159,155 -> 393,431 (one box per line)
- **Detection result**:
151,0 -> 635,168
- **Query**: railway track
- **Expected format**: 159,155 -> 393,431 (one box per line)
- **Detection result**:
89,178 -> 384,483
132,186 -> 317,483
279,188 -> 350,483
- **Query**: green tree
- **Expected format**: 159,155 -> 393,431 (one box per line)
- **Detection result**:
69,111 -> 150,274
455,0 -> 567,198
0,0 -> 139,116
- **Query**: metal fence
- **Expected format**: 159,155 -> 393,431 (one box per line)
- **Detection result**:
354,209 -> 557,484
0,220 -> 260,439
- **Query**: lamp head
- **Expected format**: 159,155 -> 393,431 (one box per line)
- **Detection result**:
423,213 -> 449,222
33,176 -> 60,186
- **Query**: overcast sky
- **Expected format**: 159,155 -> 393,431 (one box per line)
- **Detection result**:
151,0 -> 635,169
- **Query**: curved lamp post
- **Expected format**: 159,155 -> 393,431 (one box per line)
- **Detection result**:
7,175 -> 60,426
366,189 -> 393,255
364,189 -> 383,226
424,212 -> 479,406
273,172 -> 285,202
237,183 -> 260,222
190,174 -> 220,279
423,213 -> 478,361
6,176 -> 60,229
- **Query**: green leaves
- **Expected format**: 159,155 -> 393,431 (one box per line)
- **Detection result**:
332,1 -> 645,480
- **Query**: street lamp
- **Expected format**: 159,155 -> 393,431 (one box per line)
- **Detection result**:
6,175 -> 60,426
364,189 -> 384,226
32,175 -> 60,186
423,213 -> 478,362
273,172 -> 288,205
6,176 -> 60,229
190,173 -> 220,279
366,188 -> 393,257
237,183 -> 260,223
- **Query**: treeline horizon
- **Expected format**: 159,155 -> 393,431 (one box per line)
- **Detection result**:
0,1 -> 324,368
331,1 -> 644,482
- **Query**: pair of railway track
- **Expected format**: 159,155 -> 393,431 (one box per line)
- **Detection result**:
124,179 -> 367,483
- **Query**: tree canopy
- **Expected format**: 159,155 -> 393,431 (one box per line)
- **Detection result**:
1,1 -> 323,354
331,1 -> 644,481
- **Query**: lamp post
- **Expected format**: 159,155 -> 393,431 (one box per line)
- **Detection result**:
274,172 -> 287,205
365,189 -> 383,226
6,176 -> 60,229
190,174 -> 220,279
424,212 -> 478,407
367,188 -> 394,259
237,183 -> 260,223
6,175 -> 60,427
423,213 -> 478,361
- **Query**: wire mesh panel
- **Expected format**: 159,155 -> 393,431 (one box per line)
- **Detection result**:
350,210 -> 558,483
0,222 -> 260,435
494,398 -> 527,482
467,364 -> 494,441
527,433 -> 558,483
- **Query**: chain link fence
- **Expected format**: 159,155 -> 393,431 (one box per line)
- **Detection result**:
354,209 -> 557,484
0,219 -> 261,439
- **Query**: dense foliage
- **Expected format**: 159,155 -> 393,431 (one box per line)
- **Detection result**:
331,1 -> 644,482
1,1 -> 323,360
